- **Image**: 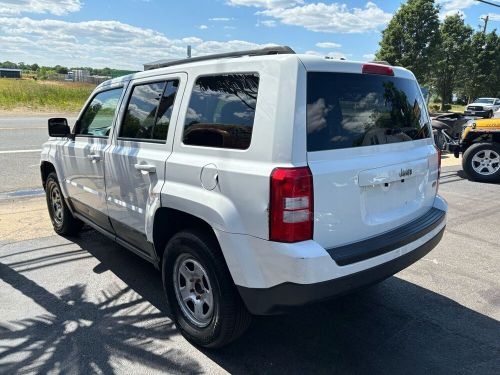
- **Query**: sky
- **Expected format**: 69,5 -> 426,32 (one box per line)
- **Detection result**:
0,0 -> 499,70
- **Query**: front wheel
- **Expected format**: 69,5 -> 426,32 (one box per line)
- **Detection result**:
162,229 -> 251,348
487,110 -> 493,119
45,172 -> 83,235
462,143 -> 500,182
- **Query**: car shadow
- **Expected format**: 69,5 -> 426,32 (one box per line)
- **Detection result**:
2,229 -> 498,374
76,230 -> 500,374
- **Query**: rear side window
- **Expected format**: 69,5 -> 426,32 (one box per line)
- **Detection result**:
120,80 -> 179,142
183,73 -> 259,150
78,88 -> 123,137
307,72 -> 431,152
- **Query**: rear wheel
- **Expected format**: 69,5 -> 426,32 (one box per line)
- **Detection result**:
162,229 -> 251,348
487,110 -> 493,119
45,172 -> 83,235
462,143 -> 500,182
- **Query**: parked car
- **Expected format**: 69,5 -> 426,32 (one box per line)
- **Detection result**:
40,46 -> 447,348
454,118 -> 500,182
464,98 -> 500,118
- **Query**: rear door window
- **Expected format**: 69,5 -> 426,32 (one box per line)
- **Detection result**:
183,73 -> 259,150
307,72 -> 430,152
120,80 -> 179,142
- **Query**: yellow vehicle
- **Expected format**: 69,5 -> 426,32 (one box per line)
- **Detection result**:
455,118 -> 500,182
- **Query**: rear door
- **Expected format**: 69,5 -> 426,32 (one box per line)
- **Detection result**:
105,73 -> 186,256
306,68 -> 439,249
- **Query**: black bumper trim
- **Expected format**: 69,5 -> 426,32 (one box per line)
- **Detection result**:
326,208 -> 446,266
238,227 -> 445,315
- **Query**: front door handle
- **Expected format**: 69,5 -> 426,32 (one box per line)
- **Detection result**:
134,164 -> 156,173
88,153 -> 101,162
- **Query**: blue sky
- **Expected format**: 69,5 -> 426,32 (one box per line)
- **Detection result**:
0,0 -> 499,70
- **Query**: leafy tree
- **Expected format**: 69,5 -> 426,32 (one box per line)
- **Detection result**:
463,30 -> 500,101
376,0 -> 440,85
433,14 -> 473,110
0,61 -> 18,69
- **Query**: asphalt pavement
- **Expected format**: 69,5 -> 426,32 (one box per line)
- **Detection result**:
0,116 -> 77,193
0,165 -> 499,374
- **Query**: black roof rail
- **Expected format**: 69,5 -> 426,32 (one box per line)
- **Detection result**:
143,45 -> 295,71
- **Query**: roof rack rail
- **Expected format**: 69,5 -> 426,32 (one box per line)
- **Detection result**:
143,45 -> 295,71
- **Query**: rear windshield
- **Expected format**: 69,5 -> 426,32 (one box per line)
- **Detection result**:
307,72 -> 431,152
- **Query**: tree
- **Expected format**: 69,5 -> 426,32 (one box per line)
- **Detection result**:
433,14 -> 473,110
463,30 -> 500,102
376,0 -> 440,84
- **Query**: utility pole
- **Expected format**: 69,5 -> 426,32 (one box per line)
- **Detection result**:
481,15 -> 489,33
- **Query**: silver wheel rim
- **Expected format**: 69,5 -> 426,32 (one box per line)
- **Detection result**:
471,149 -> 500,176
50,184 -> 64,225
173,255 -> 214,327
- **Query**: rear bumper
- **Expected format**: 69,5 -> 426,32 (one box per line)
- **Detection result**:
238,226 -> 444,315
215,196 -> 447,315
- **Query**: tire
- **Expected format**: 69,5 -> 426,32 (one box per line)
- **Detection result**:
45,172 -> 83,235
462,143 -> 500,182
487,110 -> 493,119
433,130 -> 446,151
162,229 -> 251,348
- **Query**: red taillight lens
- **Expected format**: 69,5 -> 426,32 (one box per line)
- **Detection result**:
270,167 -> 313,242
362,63 -> 394,76
435,145 -> 441,191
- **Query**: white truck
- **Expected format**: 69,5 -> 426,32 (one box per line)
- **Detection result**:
41,46 -> 447,348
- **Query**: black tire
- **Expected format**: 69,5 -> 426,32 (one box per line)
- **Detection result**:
45,172 -> 83,235
462,143 -> 500,182
487,110 -> 493,119
162,229 -> 251,348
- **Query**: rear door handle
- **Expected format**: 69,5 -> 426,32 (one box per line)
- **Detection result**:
134,164 -> 156,173
88,153 -> 101,161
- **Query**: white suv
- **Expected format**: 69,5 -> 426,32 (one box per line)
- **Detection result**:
41,46 -> 447,348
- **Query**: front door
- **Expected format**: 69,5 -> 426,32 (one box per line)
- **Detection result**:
105,74 -> 186,255
59,86 -> 125,232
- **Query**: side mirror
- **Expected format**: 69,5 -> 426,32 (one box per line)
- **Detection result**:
48,118 -> 71,137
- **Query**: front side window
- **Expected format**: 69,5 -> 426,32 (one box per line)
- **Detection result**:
120,80 -> 179,141
183,73 -> 259,150
307,72 -> 431,152
78,88 -> 123,137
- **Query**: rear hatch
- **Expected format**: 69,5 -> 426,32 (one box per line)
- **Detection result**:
306,66 -> 439,249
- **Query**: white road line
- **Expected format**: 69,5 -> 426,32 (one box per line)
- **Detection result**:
0,127 -> 45,130
0,149 -> 41,154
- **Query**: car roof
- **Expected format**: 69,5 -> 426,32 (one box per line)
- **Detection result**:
96,54 -> 415,90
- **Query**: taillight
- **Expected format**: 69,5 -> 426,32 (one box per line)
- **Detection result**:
270,167 -> 313,242
362,63 -> 394,76
435,145 -> 441,191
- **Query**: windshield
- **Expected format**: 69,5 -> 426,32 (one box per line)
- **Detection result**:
307,72 -> 431,152
475,98 -> 494,104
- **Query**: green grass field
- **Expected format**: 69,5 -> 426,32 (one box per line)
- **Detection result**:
0,78 -> 95,112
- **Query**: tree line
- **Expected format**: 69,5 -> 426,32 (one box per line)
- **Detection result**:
376,0 -> 500,109
0,61 -> 134,80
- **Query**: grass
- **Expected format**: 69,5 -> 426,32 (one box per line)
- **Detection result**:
0,78 -> 95,112
428,102 -> 466,114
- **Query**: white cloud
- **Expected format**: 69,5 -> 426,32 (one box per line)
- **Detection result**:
316,42 -> 341,49
0,0 -> 81,16
438,0 -> 477,19
363,53 -> 375,60
0,17 -> 274,69
256,19 -> 277,27
227,0 -> 303,8
259,2 -> 392,33
209,17 -> 233,21
198,24 -> 209,29
482,13 -> 500,22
